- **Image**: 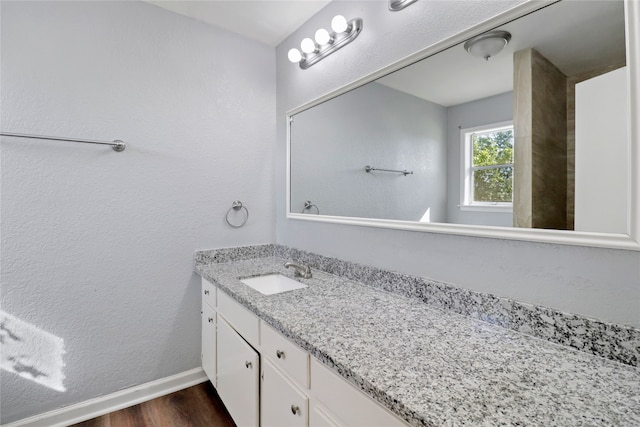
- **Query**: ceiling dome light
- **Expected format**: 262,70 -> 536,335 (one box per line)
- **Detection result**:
331,15 -> 348,33
301,38 -> 317,54
315,28 -> 331,45
463,30 -> 512,61
288,48 -> 302,63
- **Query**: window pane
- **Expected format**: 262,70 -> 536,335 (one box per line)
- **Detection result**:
472,129 -> 513,167
473,166 -> 513,202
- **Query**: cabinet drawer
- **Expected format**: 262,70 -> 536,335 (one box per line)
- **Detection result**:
261,322 -> 309,389
202,278 -> 217,308
262,358 -> 309,427
310,358 -> 409,427
217,290 -> 259,347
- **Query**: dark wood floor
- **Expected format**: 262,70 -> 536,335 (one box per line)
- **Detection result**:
70,382 -> 236,427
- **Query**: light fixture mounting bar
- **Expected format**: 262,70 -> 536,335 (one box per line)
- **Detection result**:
389,0 -> 418,11
299,18 -> 363,69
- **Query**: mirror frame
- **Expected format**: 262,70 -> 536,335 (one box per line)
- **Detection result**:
286,0 -> 640,251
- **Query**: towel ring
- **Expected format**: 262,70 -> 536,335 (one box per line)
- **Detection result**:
301,200 -> 319,214
225,200 -> 249,228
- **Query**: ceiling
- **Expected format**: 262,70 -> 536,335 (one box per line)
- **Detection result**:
144,0 -> 331,47
377,0 -> 626,107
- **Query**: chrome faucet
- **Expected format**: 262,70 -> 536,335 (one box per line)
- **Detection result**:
284,261 -> 312,279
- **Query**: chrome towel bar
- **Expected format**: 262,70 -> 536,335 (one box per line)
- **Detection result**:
1,132 -> 126,152
364,165 -> 413,176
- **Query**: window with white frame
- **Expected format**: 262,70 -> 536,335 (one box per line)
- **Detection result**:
460,121 -> 514,211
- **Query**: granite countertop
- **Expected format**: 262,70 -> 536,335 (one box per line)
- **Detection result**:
196,257 -> 640,427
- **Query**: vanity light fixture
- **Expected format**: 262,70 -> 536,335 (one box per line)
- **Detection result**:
389,0 -> 418,11
463,30 -> 512,61
287,15 -> 363,69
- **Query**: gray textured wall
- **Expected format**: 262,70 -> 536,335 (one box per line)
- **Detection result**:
276,1 -> 640,328
0,1 -> 275,423
290,82 -> 447,222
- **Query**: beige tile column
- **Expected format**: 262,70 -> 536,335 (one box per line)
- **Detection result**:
513,48 -> 568,229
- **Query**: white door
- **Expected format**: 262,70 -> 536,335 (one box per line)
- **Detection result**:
575,66 -> 628,233
217,315 -> 259,427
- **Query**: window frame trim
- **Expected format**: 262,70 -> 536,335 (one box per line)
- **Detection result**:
459,120 -> 514,212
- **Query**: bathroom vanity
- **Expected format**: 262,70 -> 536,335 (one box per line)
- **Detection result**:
200,275 -> 408,427
195,245 -> 640,427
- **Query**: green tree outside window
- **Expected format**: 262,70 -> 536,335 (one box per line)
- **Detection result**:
471,129 -> 514,203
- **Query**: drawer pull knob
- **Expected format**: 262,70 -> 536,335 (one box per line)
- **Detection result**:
245,361 -> 252,368
291,405 -> 300,415
208,317 -> 214,323
276,350 -> 285,359
204,289 -> 210,295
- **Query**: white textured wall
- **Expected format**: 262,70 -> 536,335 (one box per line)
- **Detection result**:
0,1 -> 275,423
291,82 -> 447,222
276,1 -> 640,327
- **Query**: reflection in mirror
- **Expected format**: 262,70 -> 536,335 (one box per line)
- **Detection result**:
289,0 -> 628,234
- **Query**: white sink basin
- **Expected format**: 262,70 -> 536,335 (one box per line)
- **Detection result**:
240,274 -> 308,295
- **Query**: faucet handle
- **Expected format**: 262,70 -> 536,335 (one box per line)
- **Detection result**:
284,261 -> 313,279
303,265 -> 312,279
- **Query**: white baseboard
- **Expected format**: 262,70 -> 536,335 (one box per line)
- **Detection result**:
2,368 -> 208,427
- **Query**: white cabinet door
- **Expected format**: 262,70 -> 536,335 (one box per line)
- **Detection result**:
201,302 -> 216,386
217,315 -> 259,427
262,358 -> 308,427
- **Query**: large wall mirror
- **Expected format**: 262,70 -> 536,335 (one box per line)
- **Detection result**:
287,0 -> 640,250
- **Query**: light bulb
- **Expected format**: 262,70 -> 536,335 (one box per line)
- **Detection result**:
288,48 -> 302,63
300,38 -> 317,54
331,15 -> 348,33
315,28 -> 331,45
